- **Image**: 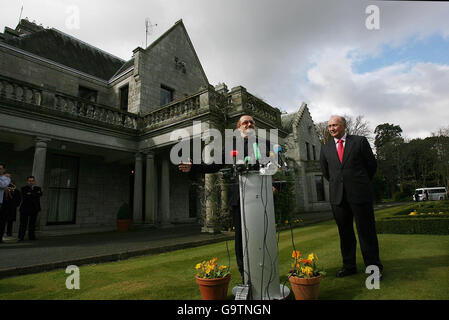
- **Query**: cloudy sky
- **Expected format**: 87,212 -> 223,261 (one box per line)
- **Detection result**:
1,0 -> 449,139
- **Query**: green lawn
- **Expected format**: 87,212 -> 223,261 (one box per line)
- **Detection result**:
1,205 -> 448,300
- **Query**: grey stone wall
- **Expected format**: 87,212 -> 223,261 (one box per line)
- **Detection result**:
285,106 -> 331,213
76,155 -> 130,228
169,164 -> 192,222
137,22 -> 209,114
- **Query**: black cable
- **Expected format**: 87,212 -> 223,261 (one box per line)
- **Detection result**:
225,240 -> 231,273
260,174 -> 267,299
263,175 -> 276,300
240,173 -> 252,299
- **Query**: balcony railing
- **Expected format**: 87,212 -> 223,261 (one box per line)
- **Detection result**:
142,94 -> 201,130
0,75 -> 139,130
0,75 -> 282,135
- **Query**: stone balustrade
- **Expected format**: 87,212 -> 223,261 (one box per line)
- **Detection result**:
1,75 -> 282,134
244,92 -> 281,126
141,89 -> 204,130
53,93 -> 138,130
0,75 -> 138,130
0,76 -> 42,106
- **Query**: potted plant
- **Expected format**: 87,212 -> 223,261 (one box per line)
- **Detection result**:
288,250 -> 326,300
116,202 -> 132,232
195,257 -> 231,300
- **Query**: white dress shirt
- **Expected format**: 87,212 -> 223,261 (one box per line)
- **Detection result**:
334,133 -> 347,151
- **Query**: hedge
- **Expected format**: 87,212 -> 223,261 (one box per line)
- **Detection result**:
376,217 -> 449,235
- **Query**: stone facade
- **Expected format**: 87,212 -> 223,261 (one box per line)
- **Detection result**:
282,103 -> 331,213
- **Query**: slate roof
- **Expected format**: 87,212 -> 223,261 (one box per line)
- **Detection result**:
2,21 -> 126,81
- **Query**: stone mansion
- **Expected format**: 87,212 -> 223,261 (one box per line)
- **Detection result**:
0,19 -> 329,235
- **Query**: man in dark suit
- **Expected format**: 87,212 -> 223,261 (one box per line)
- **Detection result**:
18,176 -> 42,241
320,115 -> 383,278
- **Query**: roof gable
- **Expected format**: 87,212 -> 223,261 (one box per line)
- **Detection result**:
144,20 -> 208,84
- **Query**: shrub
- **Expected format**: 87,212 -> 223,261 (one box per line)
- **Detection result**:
117,202 -> 132,220
376,217 -> 449,235
392,191 -> 410,202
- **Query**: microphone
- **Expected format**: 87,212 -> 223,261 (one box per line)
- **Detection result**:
244,156 -> 252,170
273,144 -> 288,168
252,143 -> 261,162
230,150 -> 239,177
230,150 -> 239,165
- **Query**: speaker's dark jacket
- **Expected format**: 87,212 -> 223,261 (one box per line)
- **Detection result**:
320,135 -> 377,205
19,185 -> 42,214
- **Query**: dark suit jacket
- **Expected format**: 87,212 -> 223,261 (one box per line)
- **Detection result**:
0,185 -> 22,221
320,135 -> 377,205
20,185 -> 42,214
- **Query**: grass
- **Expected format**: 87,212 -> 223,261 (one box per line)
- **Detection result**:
0,204 -> 448,300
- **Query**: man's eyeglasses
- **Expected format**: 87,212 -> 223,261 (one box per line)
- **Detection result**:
241,120 -> 255,125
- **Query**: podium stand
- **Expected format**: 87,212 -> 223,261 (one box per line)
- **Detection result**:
235,171 -> 290,300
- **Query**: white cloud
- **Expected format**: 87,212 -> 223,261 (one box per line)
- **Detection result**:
2,0 -> 449,138
299,47 -> 449,139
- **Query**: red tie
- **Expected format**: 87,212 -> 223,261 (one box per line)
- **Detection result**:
337,139 -> 344,163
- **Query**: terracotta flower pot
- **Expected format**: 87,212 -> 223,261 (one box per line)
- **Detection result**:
289,275 -> 322,300
195,274 -> 231,300
117,219 -> 132,232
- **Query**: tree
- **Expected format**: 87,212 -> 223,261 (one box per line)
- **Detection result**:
345,115 -> 373,143
315,114 -> 373,144
374,123 -> 404,196
431,126 -> 449,189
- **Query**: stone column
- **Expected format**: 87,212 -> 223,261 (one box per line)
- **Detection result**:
133,153 -> 143,223
32,137 -> 50,187
160,156 -> 171,226
32,137 -> 50,231
202,172 -> 222,234
145,152 -> 157,224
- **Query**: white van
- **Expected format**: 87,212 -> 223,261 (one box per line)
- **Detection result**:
413,187 -> 448,201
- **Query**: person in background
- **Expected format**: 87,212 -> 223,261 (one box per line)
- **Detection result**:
0,163 -> 11,243
414,190 -> 420,202
0,178 -> 22,241
18,176 -> 42,241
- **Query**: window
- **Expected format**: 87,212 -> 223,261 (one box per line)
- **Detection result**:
160,85 -> 174,106
315,175 -> 325,202
78,86 -> 98,102
306,142 -> 311,160
120,84 -> 129,112
312,145 -> 316,160
47,155 -> 79,225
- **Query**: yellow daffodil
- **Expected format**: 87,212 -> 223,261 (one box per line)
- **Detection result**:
292,250 -> 301,259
